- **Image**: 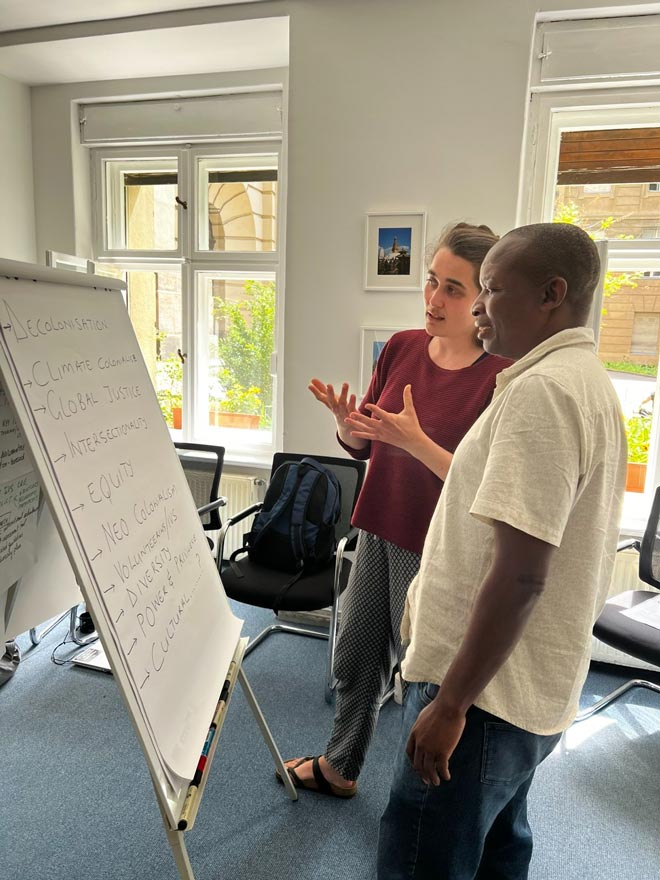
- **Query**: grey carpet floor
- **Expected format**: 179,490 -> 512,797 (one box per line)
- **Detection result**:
1,603 -> 659,880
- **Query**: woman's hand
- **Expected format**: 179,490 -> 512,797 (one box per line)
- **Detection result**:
309,378 -> 357,421
309,378 -> 366,450
345,384 -> 452,480
344,384 -> 423,455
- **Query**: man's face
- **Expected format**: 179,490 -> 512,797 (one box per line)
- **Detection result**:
473,239 -> 548,360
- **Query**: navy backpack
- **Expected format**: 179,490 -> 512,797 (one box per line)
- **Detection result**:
229,457 -> 342,607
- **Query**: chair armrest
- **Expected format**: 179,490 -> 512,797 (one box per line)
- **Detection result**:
196,496 -> 227,517
227,502 -> 263,526
617,538 -> 640,553
344,527 -> 359,552
216,502 -> 264,568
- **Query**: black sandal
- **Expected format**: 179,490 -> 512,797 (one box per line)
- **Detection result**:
276,755 -> 357,798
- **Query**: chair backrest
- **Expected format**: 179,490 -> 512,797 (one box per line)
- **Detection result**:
270,452 -> 366,542
639,485 -> 660,589
174,442 -> 225,531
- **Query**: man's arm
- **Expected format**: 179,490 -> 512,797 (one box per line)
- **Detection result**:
406,520 -> 556,785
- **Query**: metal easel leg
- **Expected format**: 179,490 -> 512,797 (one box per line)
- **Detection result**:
164,826 -> 196,880
238,667 -> 298,801
153,781 -> 196,880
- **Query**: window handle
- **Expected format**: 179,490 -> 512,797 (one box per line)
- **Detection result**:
175,196 -> 188,210
177,349 -> 187,363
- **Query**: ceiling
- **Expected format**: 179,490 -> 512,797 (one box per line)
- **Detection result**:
0,1 -> 269,31
0,1 -> 287,85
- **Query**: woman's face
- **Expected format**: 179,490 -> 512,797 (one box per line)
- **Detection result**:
423,247 -> 480,341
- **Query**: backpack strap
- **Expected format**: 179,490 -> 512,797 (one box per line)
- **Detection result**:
271,568 -> 305,613
228,546 -> 248,578
289,468 -> 324,561
300,457 -> 341,527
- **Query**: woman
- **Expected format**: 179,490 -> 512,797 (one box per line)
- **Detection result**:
282,223 -> 512,797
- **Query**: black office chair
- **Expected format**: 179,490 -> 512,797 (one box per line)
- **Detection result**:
576,485 -> 660,721
218,452 -> 366,703
174,442 -> 226,555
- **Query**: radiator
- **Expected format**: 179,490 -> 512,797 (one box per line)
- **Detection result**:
591,548 -> 657,670
218,474 -> 263,558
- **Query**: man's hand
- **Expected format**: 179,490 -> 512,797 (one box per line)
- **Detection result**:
406,696 -> 466,786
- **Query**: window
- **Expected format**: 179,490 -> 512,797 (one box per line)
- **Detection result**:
93,143 -> 281,462
520,12 -> 660,526
103,156 -> 179,252
631,313 -> 660,356
196,155 -> 278,253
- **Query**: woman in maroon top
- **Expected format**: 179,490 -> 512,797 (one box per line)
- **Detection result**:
280,223 -> 512,797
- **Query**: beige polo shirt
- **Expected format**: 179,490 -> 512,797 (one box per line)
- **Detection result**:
401,328 -> 627,734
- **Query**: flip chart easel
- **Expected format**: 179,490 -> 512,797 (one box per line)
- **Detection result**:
0,259 -> 296,880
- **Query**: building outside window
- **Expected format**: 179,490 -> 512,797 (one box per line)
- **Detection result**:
520,12 -> 660,523
546,130 -> 660,507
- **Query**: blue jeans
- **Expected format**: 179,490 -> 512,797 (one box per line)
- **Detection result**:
377,683 -> 561,880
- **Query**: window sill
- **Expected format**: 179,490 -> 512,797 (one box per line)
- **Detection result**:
223,451 -> 272,471
619,490 -> 653,538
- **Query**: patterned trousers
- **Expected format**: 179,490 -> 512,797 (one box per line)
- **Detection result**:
324,530 -> 421,781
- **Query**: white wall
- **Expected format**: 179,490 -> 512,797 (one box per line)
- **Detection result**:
283,0 -> 655,454
0,73 -> 35,262
16,0 -> 657,457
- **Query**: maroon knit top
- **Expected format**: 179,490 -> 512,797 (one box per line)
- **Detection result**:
338,329 -> 512,555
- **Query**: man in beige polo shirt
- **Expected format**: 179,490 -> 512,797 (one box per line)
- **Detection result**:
377,223 -> 627,880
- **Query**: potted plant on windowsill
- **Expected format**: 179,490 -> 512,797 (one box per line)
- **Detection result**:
156,353 -> 183,429
210,384 -> 262,429
625,413 -> 650,493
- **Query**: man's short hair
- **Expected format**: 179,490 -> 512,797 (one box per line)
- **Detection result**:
505,223 -> 601,322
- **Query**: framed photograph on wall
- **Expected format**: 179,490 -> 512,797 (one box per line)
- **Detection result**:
360,327 -> 410,396
364,211 -> 426,291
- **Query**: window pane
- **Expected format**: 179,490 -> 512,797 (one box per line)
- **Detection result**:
122,268 -> 183,431
599,272 -> 660,490
104,158 -> 178,250
552,129 -> 660,499
197,155 -> 277,252
631,313 -> 660,355
197,273 -> 274,446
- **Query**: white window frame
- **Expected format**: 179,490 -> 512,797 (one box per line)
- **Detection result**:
519,12 -> 660,532
191,145 -> 280,261
91,141 -> 284,465
93,146 -> 189,261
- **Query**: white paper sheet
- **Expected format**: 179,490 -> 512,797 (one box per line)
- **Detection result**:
0,386 -> 40,591
0,282 -> 242,783
621,594 -> 660,631
0,471 -> 40,591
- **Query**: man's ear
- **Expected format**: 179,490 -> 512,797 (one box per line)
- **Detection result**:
540,276 -> 568,311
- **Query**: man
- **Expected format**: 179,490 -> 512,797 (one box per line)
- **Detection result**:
377,223 -> 627,880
